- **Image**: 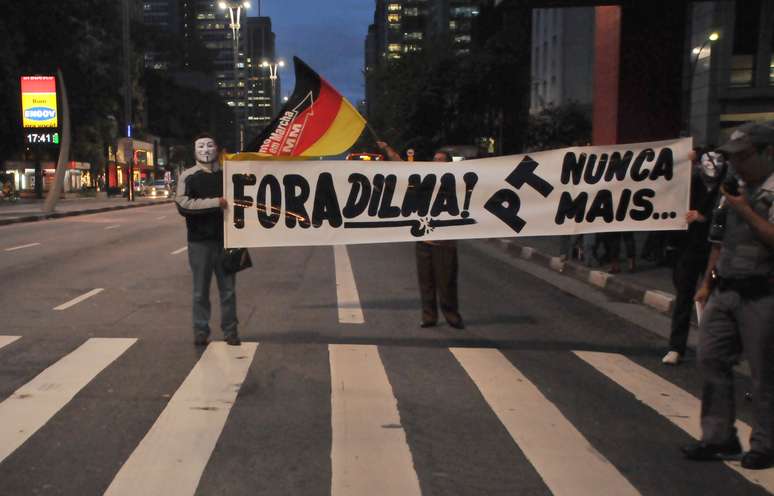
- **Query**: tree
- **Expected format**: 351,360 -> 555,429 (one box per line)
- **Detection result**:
0,1 -> 124,165
526,101 -> 592,151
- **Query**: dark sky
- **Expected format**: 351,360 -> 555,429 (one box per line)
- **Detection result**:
250,0 -> 374,106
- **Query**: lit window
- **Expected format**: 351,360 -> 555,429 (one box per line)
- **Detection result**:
404,7 -> 419,16
451,6 -> 478,18
404,32 -> 423,40
454,34 -> 471,44
404,44 -> 421,52
387,3 -> 401,11
388,53 -> 402,60
388,43 -> 402,52
449,20 -> 457,30
388,13 -> 401,23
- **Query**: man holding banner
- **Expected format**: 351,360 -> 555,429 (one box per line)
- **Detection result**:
177,134 -> 241,347
378,141 -> 465,329
683,122 -> 774,470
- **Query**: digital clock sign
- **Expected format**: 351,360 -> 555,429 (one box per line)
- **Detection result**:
25,131 -> 60,145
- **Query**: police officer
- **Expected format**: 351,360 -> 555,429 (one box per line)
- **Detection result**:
681,122 -> 774,469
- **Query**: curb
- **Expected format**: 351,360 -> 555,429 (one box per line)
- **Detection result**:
0,199 -> 175,226
489,238 -> 675,315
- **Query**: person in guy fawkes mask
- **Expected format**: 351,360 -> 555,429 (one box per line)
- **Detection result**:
176,133 -> 241,346
682,122 -> 774,470
662,149 -> 726,365
377,141 -> 465,329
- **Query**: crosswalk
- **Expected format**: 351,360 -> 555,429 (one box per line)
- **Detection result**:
0,335 -> 771,495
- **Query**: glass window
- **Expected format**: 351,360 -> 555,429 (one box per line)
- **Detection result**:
388,43 -> 402,53
404,32 -> 423,40
450,6 -> 478,18
404,7 -> 419,16
454,34 -> 471,44
387,3 -> 401,12
387,13 -> 401,23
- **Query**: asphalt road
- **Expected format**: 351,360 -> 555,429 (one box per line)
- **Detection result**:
0,203 -> 770,495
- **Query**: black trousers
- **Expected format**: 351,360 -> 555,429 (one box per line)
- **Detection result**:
669,249 -> 709,354
415,242 -> 462,325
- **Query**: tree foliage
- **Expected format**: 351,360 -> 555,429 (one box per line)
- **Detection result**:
0,1 -> 124,163
526,102 -> 592,152
365,5 -> 531,159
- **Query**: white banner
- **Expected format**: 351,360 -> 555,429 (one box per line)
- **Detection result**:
224,138 -> 691,248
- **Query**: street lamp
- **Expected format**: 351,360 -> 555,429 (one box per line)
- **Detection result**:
219,1 -> 251,151
684,31 -> 720,135
261,59 -> 285,116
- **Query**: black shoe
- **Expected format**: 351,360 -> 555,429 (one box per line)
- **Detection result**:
741,451 -> 774,470
447,319 -> 465,330
225,335 -> 241,346
419,321 -> 437,328
681,439 -> 742,461
194,334 -> 210,346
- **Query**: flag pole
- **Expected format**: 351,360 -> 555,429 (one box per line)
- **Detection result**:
365,121 -> 381,143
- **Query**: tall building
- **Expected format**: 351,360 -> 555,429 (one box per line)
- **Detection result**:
427,0 -> 481,56
529,7 -> 594,113
141,0 -> 184,71
243,16 -> 278,138
686,0 -> 774,147
365,0 -> 481,113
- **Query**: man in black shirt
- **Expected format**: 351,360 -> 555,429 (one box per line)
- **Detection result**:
176,134 -> 240,346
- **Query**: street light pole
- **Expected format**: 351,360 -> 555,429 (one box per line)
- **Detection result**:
122,0 -> 134,201
261,59 -> 284,117
220,1 -> 251,151
683,31 -> 719,136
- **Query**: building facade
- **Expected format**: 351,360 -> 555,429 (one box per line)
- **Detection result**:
687,0 -> 774,147
243,17 -> 278,138
529,7 -> 594,113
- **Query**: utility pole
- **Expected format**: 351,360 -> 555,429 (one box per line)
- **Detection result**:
122,0 -> 134,201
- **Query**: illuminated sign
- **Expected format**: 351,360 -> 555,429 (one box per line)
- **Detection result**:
24,131 -> 60,145
21,76 -> 58,129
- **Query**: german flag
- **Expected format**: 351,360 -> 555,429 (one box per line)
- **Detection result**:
246,57 -> 366,157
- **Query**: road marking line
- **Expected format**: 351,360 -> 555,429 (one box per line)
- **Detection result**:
330,344 -> 421,496
574,351 -> 774,492
156,216 -> 166,220
0,336 -> 21,350
53,288 -> 104,310
0,337 -> 136,464
452,348 -> 639,496
4,243 -> 41,252
333,245 -> 364,324
171,246 -> 188,255
104,342 -> 257,496
104,224 -> 120,230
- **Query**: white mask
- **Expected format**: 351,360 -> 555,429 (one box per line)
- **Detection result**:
194,137 -> 217,164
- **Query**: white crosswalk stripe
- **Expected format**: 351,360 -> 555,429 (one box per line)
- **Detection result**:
330,344 -> 421,496
574,350 -> 774,493
1,338 -> 771,495
104,342 -> 258,496
0,336 -> 20,351
0,337 -> 136,464
452,348 -> 640,496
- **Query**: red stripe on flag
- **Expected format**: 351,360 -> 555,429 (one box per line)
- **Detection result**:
21,77 -> 56,93
291,79 -> 343,155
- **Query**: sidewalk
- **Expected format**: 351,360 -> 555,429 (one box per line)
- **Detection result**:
487,233 -> 682,316
0,196 -> 174,226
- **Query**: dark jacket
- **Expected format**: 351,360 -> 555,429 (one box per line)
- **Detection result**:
176,163 -> 224,242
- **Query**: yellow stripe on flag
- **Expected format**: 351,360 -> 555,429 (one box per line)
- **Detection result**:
301,98 -> 366,157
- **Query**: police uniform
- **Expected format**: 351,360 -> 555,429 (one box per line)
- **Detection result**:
698,170 -> 774,459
